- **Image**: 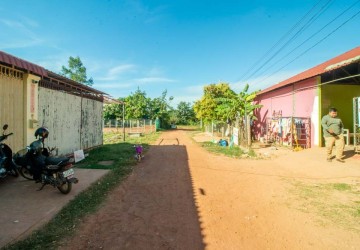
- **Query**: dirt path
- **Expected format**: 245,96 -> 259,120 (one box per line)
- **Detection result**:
60,129 -> 360,250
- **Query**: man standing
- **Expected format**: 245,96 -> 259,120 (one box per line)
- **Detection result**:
321,107 -> 345,163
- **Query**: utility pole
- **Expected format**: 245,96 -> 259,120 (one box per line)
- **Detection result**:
122,102 -> 125,142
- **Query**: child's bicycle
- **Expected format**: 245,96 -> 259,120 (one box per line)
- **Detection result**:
134,145 -> 143,162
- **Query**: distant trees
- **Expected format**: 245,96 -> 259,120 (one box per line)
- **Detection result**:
60,56 -> 94,86
174,101 -> 196,125
103,88 -> 177,128
124,88 -> 150,120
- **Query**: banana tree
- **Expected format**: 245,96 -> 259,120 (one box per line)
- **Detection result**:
216,84 -> 262,146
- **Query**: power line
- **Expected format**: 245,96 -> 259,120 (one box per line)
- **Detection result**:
251,8 -> 360,87
255,0 -> 360,80
243,0 -> 334,83
237,0 -> 324,82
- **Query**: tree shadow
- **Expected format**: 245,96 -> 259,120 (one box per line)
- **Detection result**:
124,144 -> 206,249
176,127 -> 199,132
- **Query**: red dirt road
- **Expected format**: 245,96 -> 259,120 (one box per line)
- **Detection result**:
60,129 -> 360,250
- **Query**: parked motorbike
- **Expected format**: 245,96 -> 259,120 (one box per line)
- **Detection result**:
14,127 -> 78,194
0,124 -> 19,178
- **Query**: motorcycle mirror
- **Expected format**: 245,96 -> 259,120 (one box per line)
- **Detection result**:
2,124 -> 8,131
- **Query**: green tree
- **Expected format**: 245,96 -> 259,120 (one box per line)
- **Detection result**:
149,90 -> 174,128
103,98 -> 124,120
194,83 -> 235,123
216,83 -> 262,121
124,88 -> 150,119
60,56 -> 94,86
176,101 -> 196,125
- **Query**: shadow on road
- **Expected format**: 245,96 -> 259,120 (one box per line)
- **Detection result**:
59,143 -> 207,250
145,144 -> 206,249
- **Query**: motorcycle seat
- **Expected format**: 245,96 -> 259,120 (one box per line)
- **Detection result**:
45,157 -> 69,166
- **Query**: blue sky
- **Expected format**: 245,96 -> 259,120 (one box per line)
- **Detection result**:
1,0 -> 359,106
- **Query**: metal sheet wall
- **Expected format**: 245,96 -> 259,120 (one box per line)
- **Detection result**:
0,69 -> 25,152
38,87 -> 103,155
80,98 -> 103,150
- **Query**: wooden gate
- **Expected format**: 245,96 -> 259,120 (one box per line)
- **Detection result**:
0,65 -> 25,152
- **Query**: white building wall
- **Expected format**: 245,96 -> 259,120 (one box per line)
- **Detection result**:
38,87 -> 103,155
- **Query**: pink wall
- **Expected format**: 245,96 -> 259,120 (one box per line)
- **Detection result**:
254,77 -> 318,147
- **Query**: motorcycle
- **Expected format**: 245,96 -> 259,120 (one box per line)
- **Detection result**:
14,127 -> 79,194
0,124 -> 19,178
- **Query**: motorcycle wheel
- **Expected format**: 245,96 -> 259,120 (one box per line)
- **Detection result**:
19,166 -> 33,180
57,180 -> 72,194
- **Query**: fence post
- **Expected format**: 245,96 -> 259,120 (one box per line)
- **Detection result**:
247,115 -> 251,148
211,120 -> 214,136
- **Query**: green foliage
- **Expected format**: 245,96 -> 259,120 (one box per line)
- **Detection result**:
200,141 -> 244,158
174,101 -> 197,125
124,88 -> 150,119
149,90 -> 173,116
194,83 -> 235,123
216,83 -> 262,122
103,88 -> 174,129
103,98 -> 124,120
194,82 -> 262,124
60,56 -> 94,86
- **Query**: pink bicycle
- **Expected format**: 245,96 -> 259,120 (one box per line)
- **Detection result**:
134,145 -> 143,162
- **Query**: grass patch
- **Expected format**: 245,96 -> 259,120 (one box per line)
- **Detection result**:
332,183 -> 352,191
289,181 -> 360,232
5,131 -> 160,250
200,142 -> 244,158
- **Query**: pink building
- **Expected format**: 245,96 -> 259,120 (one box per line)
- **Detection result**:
254,46 -> 360,148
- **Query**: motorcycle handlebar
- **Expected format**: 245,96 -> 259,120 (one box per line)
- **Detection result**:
0,132 -> 13,142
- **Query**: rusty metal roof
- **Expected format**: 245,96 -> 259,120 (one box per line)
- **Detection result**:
46,70 -> 107,95
0,50 -> 47,76
104,96 -> 124,104
258,46 -> 360,95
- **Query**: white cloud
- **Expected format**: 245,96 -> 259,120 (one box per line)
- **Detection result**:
97,64 -> 136,81
19,16 -> 39,28
94,83 -> 133,89
37,53 -> 71,71
0,18 -> 43,49
134,77 -> 176,83
109,64 -> 136,75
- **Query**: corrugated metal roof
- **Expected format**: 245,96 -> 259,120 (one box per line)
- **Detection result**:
258,46 -> 360,95
46,71 -> 107,95
0,50 -> 47,76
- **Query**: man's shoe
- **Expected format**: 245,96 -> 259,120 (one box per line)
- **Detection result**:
336,159 -> 345,163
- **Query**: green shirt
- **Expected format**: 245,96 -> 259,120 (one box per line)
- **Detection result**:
321,114 -> 344,137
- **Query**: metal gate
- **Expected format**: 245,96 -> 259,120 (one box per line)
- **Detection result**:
354,97 -> 360,153
0,65 -> 25,152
